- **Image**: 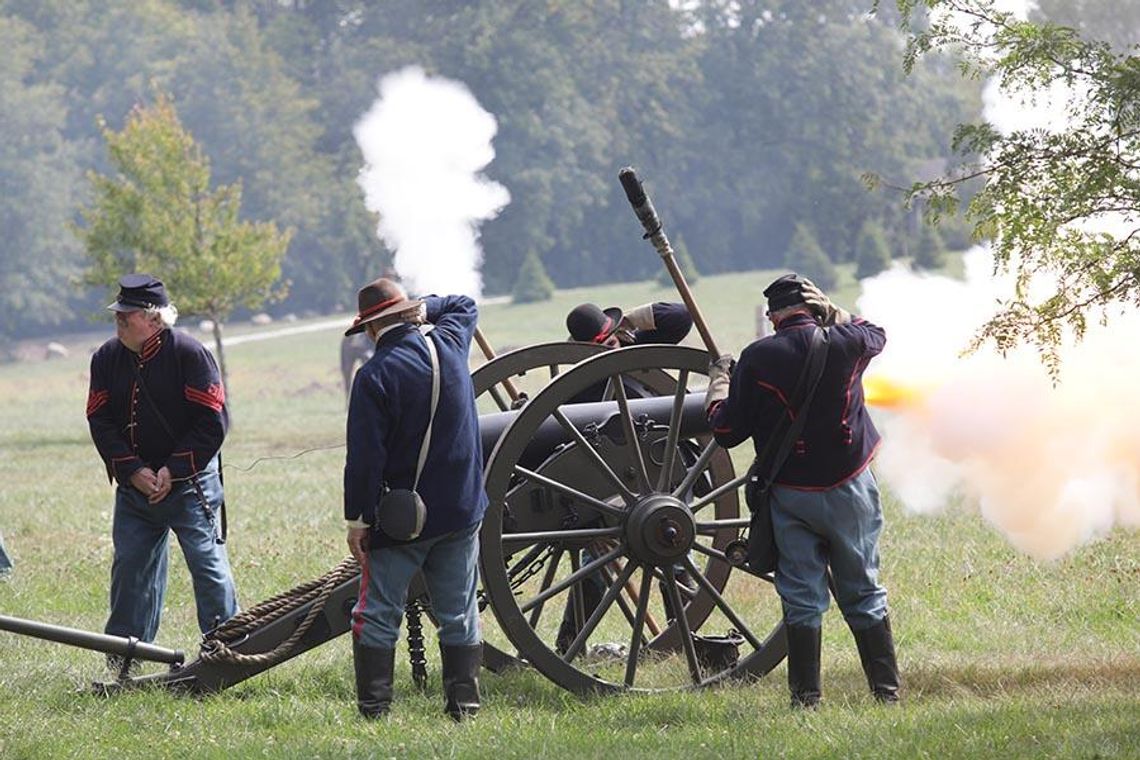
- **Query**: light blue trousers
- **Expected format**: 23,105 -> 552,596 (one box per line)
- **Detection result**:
770,467 -> 888,630
352,521 -> 482,649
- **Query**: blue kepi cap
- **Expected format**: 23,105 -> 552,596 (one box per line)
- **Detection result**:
107,274 -> 170,312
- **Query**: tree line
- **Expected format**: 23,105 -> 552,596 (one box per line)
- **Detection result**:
1,0 -> 985,343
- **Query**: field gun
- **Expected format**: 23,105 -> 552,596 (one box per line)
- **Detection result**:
1,170 -> 790,696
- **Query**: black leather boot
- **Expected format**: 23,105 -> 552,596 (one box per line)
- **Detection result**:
440,642 -> 482,721
785,623 -> 822,709
852,615 -> 901,704
353,641 -> 395,718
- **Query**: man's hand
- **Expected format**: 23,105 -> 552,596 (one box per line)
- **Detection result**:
149,466 -> 173,504
347,526 -> 370,567
129,467 -> 159,499
705,353 -> 734,412
799,281 -> 851,326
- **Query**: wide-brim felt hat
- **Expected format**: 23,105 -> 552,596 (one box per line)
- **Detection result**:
107,273 -> 170,312
566,303 -> 623,343
345,278 -> 423,336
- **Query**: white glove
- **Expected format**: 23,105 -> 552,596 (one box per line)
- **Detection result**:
705,354 -> 734,411
799,281 -> 850,326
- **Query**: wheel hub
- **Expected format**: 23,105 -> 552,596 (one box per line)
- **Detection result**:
625,493 -> 696,565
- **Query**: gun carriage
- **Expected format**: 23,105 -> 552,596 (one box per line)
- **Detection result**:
0,170 -> 788,697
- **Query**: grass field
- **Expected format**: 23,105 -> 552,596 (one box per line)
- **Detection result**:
0,267 -> 1136,759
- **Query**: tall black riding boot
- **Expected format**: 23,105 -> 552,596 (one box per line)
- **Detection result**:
353,641 -> 395,718
852,615 -> 901,704
785,623 -> 822,709
440,642 -> 482,721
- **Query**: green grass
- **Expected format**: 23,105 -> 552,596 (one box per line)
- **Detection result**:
0,266 -> 1137,759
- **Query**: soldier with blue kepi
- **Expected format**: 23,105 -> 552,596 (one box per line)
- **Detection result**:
704,273 -> 900,708
86,274 -> 239,672
343,276 -> 487,721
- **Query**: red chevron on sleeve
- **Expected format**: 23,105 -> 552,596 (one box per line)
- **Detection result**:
185,382 -> 225,412
86,389 -> 109,417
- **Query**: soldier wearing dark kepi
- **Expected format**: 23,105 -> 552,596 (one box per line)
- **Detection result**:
343,277 -> 487,721
86,274 -> 239,669
557,300 -> 695,654
704,274 -> 900,708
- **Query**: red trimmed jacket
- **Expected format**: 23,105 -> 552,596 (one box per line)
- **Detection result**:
87,328 -> 228,485
708,311 -> 886,490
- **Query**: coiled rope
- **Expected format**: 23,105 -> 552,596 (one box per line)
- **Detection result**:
198,556 -> 360,666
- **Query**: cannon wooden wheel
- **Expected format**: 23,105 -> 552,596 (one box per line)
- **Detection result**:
480,345 -> 787,694
469,340 -> 726,671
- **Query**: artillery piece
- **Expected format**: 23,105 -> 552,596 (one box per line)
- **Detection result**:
0,169 -> 788,697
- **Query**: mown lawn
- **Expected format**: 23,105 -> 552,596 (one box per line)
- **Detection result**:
0,269 -> 1136,759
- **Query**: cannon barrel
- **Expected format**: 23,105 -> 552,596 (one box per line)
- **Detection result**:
0,613 -> 185,665
479,392 -> 710,463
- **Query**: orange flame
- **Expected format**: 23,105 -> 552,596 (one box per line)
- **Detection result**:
863,374 -> 926,409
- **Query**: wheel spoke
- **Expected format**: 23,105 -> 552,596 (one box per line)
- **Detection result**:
690,471 -> 750,514
656,370 -> 690,492
624,566 -> 655,687
661,571 -> 703,684
563,559 -> 638,663
682,556 -> 766,651
671,438 -> 719,500
695,517 -> 750,533
519,543 -> 625,614
528,547 -> 564,628
600,557 -> 662,636
553,408 -> 637,504
611,373 -> 651,493
690,541 -> 776,585
513,465 -> 627,519
502,525 -> 622,548
598,562 -> 647,635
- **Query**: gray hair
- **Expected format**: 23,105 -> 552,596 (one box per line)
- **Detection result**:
142,303 -> 179,329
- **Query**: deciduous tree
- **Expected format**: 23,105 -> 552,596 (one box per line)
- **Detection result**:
76,91 -> 291,389
887,0 -> 1140,375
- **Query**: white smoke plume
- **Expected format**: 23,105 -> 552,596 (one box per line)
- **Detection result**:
353,66 -> 510,297
863,0 -> 1140,560
862,251 -> 1140,560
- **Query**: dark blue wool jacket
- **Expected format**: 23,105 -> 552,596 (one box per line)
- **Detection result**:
87,328 -> 228,484
344,295 -> 488,546
629,302 -> 693,346
570,302 -> 693,405
708,311 -> 886,489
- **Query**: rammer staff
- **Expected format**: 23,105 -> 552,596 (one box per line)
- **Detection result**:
618,167 -> 720,359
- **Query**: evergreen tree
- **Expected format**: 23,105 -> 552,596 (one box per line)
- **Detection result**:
784,224 -> 838,290
912,223 -> 946,271
511,250 -> 555,304
855,220 -> 893,280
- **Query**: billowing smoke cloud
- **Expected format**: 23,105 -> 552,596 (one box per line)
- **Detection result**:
864,0 -> 1140,559
353,66 -> 510,296
862,251 -> 1140,560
